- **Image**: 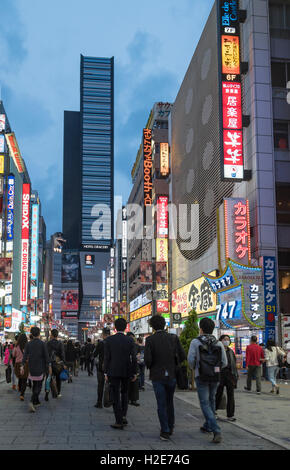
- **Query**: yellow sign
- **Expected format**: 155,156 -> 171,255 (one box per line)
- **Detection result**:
172,271 -> 217,317
156,238 -> 168,262
130,303 -> 152,322
0,155 -> 4,174
221,35 -> 240,75
160,143 -> 169,176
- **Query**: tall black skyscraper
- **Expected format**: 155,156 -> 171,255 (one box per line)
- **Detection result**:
63,55 -> 114,335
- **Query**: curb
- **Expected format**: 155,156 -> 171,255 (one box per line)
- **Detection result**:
146,380 -> 290,451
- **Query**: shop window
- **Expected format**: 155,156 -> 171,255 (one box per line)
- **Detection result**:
277,185 -> 290,225
271,62 -> 287,88
274,122 -> 289,149
279,270 -> 290,290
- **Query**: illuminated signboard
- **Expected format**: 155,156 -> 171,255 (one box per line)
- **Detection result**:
5,133 -> 26,173
218,0 -> 244,181
0,136 -> 4,153
143,128 -> 152,208
172,272 -> 217,317
156,238 -> 168,262
130,302 -> 152,322
0,115 -> 6,132
0,155 -> 4,174
140,261 -> 152,284
263,256 -> 278,343
203,259 -> 265,329
160,143 -> 169,176
223,198 -> 251,265
20,184 -> 30,305
30,204 -> 39,299
7,176 -> 15,242
157,196 -> 168,238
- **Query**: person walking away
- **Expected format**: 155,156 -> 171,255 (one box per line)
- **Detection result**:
4,343 -> 15,389
244,335 -> 265,394
74,342 -> 81,376
84,338 -> 95,376
65,340 -> 76,382
80,343 -> 86,371
127,332 -> 140,407
265,339 -> 286,394
13,334 -> 29,401
20,327 -> 52,413
47,329 -> 66,398
104,318 -> 137,430
137,337 -> 145,391
145,315 -> 186,442
94,328 -> 111,408
215,335 -> 238,422
188,318 -> 227,444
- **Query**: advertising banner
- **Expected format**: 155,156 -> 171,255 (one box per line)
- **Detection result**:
0,136 -> 4,153
157,300 -> 169,313
7,176 -> 15,242
223,198 -> 251,265
5,133 -> 25,173
61,253 -> 79,283
143,128 -> 152,208
130,316 -> 152,335
172,271 -> 217,317
156,238 -> 168,262
130,303 -> 152,322
263,256 -> 278,343
0,155 -> 4,174
160,143 -> 169,176
30,204 -> 39,298
140,261 -> 152,284
20,184 -> 30,305
0,114 -> 6,132
156,262 -> 167,284
61,290 -> 79,311
0,258 -> 12,281
157,196 -> 169,238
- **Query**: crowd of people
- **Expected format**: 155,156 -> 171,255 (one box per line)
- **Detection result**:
0,317 -> 289,444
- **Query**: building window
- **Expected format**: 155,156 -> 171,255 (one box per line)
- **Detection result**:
279,270 -> 290,290
271,62 -> 290,88
269,3 -> 290,30
274,122 -> 289,149
276,185 -> 290,224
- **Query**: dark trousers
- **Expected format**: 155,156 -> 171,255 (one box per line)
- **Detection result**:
128,378 -> 139,402
139,364 -> 145,388
18,378 -> 27,397
247,365 -> 262,392
86,359 -> 94,375
31,380 -> 43,405
97,370 -> 105,404
215,372 -> 235,418
109,377 -> 130,425
152,378 -> 176,434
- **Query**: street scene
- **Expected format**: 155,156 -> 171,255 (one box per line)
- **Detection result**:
1,0 -> 290,455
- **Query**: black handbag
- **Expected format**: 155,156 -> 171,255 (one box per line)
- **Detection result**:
103,382 -> 113,408
5,365 -> 12,383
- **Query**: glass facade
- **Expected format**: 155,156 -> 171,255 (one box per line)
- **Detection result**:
80,55 -> 114,248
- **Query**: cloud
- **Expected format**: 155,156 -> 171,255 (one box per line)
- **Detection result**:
0,0 -> 27,73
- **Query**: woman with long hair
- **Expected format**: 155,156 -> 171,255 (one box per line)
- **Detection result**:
13,334 -> 29,400
65,340 -> 76,382
265,339 -> 286,394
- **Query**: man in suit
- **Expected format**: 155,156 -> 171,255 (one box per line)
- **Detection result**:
104,318 -> 137,429
145,315 -> 186,441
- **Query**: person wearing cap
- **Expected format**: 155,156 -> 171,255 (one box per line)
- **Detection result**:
94,327 -> 111,408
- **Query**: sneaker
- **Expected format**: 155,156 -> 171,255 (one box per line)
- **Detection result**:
29,403 -> 36,413
212,433 -> 222,443
200,426 -> 212,433
57,394 -> 62,398
227,417 -> 236,422
256,391 -> 261,395
110,423 -> 124,430
244,387 -> 251,392
130,401 -> 140,407
160,432 -> 170,441
122,418 -> 128,425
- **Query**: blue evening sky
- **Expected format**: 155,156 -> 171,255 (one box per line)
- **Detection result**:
1,0 -> 214,237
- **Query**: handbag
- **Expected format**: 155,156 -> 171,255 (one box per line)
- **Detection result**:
103,382 -> 113,408
276,347 -> 285,368
60,369 -> 69,381
5,365 -> 12,383
217,393 -> 227,410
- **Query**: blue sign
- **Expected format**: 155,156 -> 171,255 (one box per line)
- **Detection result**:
263,256 -> 278,343
217,285 -> 243,328
204,265 -> 236,293
7,176 -> 15,241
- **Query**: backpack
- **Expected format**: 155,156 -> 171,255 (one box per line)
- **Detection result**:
198,336 -> 222,383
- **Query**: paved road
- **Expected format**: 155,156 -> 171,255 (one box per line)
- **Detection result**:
0,369 -> 283,451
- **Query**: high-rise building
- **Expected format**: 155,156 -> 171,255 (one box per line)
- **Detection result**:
62,55 -> 114,339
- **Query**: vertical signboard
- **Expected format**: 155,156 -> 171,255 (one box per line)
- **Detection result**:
218,0 -> 244,181
143,128 -> 152,224
157,196 -> 169,238
263,256 -> 278,343
30,204 -> 39,299
6,176 -> 15,242
160,143 -> 169,176
223,198 -> 251,265
20,184 -> 30,305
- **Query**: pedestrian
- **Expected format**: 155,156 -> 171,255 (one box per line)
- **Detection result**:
137,337 -> 145,391
84,338 -> 95,376
215,335 -> 239,422
94,328 -> 111,408
65,340 -> 76,382
264,339 -> 286,395
47,329 -> 66,398
20,327 -> 52,413
187,317 -> 227,444
104,318 -> 137,430
74,342 -> 81,376
127,332 -> 140,407
13,334 -> 29,401
80,343 -> 86,371
4,343 -> 15,390
244,335 -> 265,395
145,315 -> 186,441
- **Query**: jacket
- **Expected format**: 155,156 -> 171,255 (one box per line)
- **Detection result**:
4,347 -> 13,365
144,330 -> 186,382
22,338 -> 50,376
265,346 -> 285,367
104,332 -> 137,378
222,347 -> 238,381
94,340 -> 106,372
84,343 -> 95,360
187,335 -> 228,379
65,345 -> 76,363
47,338 -> 65,363
245,343 -> 264,367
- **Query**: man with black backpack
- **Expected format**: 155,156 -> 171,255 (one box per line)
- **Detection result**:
145,315 -> 186,441
47,329 -> 66,398
188,317 -> 227,444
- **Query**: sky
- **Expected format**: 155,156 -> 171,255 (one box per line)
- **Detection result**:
0,0 -> 215,237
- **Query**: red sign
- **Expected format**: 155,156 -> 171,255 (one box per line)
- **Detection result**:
20,184 -> 30,306
157,196 -> 168,238
224,198 -> 251,265
157,300 -> 169,313
222,82 -> 242,129
5,133 -> 26,173
223,130 -> 243,179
